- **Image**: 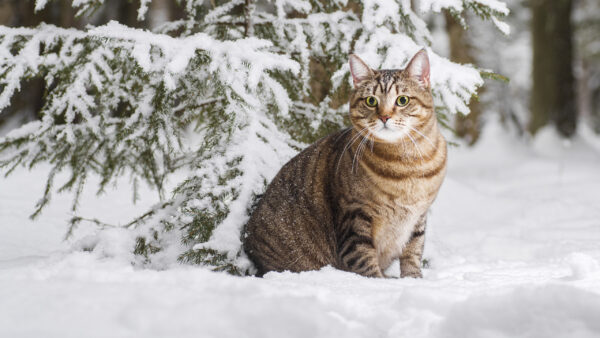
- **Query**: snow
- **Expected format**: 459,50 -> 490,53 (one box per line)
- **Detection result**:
191,111 -> 297,262
137,0 -> 152,21
418,0 -> 510,36
419,0 -> 509,16
34,0 -> 50,12
492,16 -> 511,35
1,119 -> 600,337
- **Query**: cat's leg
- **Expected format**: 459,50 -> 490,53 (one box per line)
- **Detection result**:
337,209 -> 383,278
399,214 -> 426,278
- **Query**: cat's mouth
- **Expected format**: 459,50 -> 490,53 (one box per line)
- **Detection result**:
371,123 -> 404,143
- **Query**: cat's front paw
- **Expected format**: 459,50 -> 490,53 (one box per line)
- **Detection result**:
400,268 -> 423,278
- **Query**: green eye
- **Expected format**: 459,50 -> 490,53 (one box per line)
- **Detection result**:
396,95 -> 410,106
365,96 -> 378,107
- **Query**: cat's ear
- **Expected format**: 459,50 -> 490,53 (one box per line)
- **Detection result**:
349,54 -> 374,86
405,49 -> 430,89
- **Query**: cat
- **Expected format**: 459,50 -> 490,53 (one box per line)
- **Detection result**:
243,49 -> 447,278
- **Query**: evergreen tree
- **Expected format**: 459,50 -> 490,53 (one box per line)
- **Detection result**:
445,10 -> 483,145
530,0 -> 576,137
0,0 -> 508,273
574,0 -> 600,133
448,0 -> 527,138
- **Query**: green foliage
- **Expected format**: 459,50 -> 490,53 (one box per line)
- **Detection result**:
179,248 -> 243,275
134,234 -> 162,261
480,70 -> 509,83
464,1 -> 506,21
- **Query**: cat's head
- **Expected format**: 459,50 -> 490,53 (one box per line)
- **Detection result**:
348,49 -> 434,143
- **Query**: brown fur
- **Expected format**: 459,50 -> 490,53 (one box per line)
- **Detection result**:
243,50 -> 447,278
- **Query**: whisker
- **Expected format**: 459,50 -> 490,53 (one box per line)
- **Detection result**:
396,122 -> 430,162
357,130 -> 372,171
359,138 -> 368,171
352,133 -> 369,174
336,126 -> 369,175
405,131 -> 425,168
405,125 -> 437,149
398,130 -> 408,156
334,127 -> 353,143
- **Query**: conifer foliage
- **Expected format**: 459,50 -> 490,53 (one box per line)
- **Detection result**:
0,0 -> 508,273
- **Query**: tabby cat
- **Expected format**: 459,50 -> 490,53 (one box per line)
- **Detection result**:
243,49 -> 447,278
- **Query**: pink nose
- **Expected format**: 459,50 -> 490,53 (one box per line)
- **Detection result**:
380,116 -> 391,123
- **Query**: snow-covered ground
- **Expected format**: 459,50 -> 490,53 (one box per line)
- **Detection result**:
1,120 -> 600,338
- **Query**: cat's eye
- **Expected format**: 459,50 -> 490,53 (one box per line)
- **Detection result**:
365,96 -> 378,107
396,95 -> 410,107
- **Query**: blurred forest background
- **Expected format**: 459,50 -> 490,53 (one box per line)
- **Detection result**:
1,0 -> 599,143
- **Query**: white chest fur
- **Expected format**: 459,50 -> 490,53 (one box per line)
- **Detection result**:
373,202 -> 428,271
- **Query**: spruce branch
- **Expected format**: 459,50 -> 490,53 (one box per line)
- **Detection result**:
66,200 -> 176,240
243,0 -> 255,37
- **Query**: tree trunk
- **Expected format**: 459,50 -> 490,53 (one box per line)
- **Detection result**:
148,0 -> 185,29
530,0 -> 577,137
444,11 -> 482,145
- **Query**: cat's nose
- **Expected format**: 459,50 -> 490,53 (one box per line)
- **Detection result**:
380,116 -> 391,123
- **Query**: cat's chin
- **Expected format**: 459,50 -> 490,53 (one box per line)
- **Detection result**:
371,127 -> 404,143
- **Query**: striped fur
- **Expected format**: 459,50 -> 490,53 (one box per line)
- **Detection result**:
243,50 -> 447,278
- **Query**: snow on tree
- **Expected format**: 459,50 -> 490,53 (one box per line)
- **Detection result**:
0,0 -> 508,273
